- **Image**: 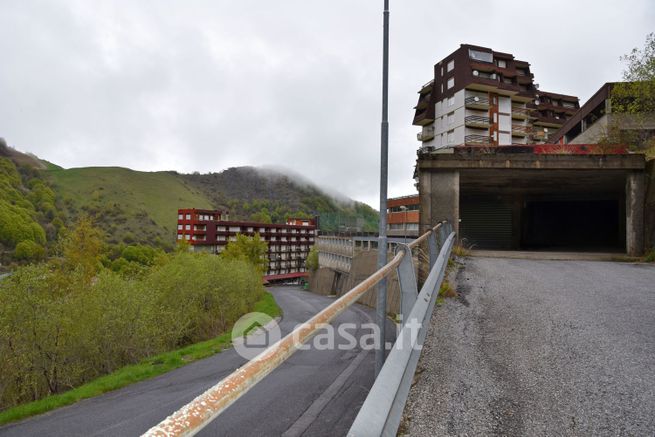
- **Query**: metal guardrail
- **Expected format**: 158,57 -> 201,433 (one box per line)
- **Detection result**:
143,222 -> 454,437
465,134 -> 493,145
349,223 -> 455,437
464,95 -> 490,107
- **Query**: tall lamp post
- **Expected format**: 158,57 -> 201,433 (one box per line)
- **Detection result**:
375,0 -> 390,377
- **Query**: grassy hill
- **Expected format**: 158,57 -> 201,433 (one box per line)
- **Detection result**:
49,167 -> 213,247
48,166 -> 378,248
1,140 -> 378,253
182,167 -> 379,232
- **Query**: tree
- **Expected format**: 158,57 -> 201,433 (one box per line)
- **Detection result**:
59,217 -> 106,283
221,233 -> 268,274
250,209 -> 272,224
306,245 -> 319,271
606,33 -> 655,156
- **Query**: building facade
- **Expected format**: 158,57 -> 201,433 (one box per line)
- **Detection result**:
177,209 -> 317,281
413,44 -> 579,149
387,195 -> 420,238
550,82 -> 655,146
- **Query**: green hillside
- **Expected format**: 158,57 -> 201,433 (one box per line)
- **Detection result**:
1,139 -> 378,254
49,167 -> 213,247
183,167 -> 379,232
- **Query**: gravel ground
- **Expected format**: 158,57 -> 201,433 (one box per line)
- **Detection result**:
403,257 -> 655,437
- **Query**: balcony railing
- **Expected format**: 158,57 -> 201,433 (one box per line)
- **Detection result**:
465,134 -> 493,145
511,124 -> 531,136
511,106 -> 532,119
465,96 -> 490,109
464,115 -> 491,128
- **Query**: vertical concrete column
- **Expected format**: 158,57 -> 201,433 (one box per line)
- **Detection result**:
431,170 -> 460,235
418,169 -> 460,284
626,172 -> 646,256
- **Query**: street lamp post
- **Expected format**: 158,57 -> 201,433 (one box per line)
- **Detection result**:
375,0 -> 390,377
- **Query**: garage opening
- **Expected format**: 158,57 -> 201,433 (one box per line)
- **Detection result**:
521,199 -> 623,251
459,169 -> 628,253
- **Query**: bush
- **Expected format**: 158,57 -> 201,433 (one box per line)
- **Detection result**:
306,245 -> 319,271
0,200 -> 46,248
0,249 -> 265,410
14,240 -> 45,262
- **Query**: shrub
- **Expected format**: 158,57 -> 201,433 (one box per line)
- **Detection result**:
14,240 -> 45,262
306,245 -> 319,271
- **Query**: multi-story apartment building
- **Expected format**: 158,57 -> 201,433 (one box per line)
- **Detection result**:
177,208 -> 317,281
387,195 -> 419,238
413,44 -> 579,149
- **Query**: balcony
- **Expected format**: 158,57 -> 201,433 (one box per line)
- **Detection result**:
417,126 -> 435,141
465,134 -> 493,146
511,106 -> 532,120
511,124 -> 531,137
464,115 -> 491,128
465,96 -> 490,109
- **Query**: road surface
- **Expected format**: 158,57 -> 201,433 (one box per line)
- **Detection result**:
404,258 -> 655,436
0,286 -> 393,437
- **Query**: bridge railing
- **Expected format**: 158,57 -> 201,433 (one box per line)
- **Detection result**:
143,221 -> 455,437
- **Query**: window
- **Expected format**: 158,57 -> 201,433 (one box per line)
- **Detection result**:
440,66 -> 443,76
447,77 -> 454,89
469,49 -> 493,63
496,59 -> 507,68
185,214 -> 191,220
177,224 -> 183,230
448,96 -> 455,107
447,60 -> 454,72
447,112 -> 455,124
447,130 -> 454,144
185,224 -> 191,230
177,234 -> 183,240
185,234 -> 191,240
178,214 -> 183,220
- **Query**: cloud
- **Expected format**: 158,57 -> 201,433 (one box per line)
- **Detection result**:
0,0 -> 653,207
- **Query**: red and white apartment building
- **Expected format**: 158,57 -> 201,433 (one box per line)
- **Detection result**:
177,209 -> 317,281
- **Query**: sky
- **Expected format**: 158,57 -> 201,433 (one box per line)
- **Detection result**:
1,1 -> 653,208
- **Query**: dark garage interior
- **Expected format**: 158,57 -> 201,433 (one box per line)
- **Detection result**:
521,199 -> 622,251
459,170 -> 627,253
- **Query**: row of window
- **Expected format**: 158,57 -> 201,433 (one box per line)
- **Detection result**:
266,268 -> 307,276
215,226 -> 313,234
388,204 -> 419,213
388,223 -> 420,231
177,213 -> 219,221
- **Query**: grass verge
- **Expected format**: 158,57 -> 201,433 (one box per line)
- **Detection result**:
0,291 -> 281,427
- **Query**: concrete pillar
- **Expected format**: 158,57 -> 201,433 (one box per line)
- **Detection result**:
626,172 -> 646,256
419,170 -> 460,233
418,169 -> 460,284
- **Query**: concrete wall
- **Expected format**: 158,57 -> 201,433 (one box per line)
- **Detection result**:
570,114 -> 609,144
645,160 -> 655,251
308,249 -> 402,315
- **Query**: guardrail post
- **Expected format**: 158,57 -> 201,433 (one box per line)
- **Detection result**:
395,244 -> 418,324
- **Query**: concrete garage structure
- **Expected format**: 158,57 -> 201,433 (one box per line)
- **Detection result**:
417,146 -> 648,256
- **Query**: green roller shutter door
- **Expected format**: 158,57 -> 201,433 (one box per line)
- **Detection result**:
460,196 -> 513,249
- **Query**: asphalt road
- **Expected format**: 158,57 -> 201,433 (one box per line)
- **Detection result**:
0,286 -> 393,437
404,258 -> 655,436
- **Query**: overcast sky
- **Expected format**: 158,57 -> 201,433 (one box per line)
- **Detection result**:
1,1 -> 653,208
